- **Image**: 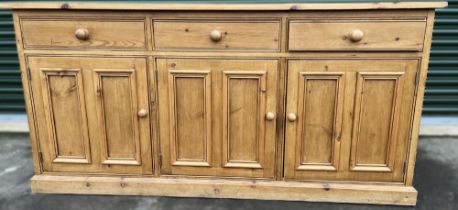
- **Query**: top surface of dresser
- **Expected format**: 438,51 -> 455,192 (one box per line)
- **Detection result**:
0,1 -> 447,10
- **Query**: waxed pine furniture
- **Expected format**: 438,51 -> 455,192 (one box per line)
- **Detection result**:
0,1 -> 448,205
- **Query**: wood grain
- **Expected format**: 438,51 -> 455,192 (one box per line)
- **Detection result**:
28,56 -> 152,174
350,72 -> 405,172
39,69 -> 91,164
12,12 -> 43,174
0,2 -> 447,10
222,71 -> 267,169
296,73 -> 344,171
157,58 -> 278,178
405,10 -> 436,186
153,20 -> 280,51
94,70 -> 141,166
20,18 -> 146,50
285,59 -> 419,182
168,70 -> 212,167
10,7 -> 440,205
289,20 -> 427,51
31,175 -> 418,206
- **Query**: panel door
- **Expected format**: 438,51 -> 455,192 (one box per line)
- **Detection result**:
285,59 -> 419,182
28,56 -> 152,174
157,59 -> 278,178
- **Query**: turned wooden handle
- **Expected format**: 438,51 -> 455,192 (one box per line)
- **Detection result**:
287,113 -> 297,122
349,29 -> 364,42
137,109 -> 148,118
75,28 -> 89,40
210,30 -> 222,42
265,112 -> 275,121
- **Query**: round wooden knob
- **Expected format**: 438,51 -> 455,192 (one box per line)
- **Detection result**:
287,113 -> 297,122
75,28 -> 89,40
265,112 -> 275,121
137,109 -> 148,118
349,29 -> 364,42
210,30 -> 222,42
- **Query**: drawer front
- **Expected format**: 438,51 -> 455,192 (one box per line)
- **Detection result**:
288,20 -> 426,51
153,20 -> 280,51
20,18 -> 146,50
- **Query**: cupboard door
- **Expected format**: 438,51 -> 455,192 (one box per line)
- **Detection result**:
286,71 -> 345,172
157,59 -> 278,178
90,58 -> 152,174
285,60 -> 419,182
28,57 -> 152,174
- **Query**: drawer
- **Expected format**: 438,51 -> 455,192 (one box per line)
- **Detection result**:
288,20 -> 426,51
20,18 -> 146,50
153,20 -> 280,51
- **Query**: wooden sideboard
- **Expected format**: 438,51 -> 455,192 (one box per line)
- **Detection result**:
1,1 -> 447,206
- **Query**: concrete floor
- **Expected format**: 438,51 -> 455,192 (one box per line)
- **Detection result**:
0,134 -> 456,210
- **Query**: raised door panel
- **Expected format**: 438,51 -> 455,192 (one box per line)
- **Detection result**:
157,59 -> 277,178
167,70 -> 212,167
94,70 -> 142,166
28,57 -> 152,174
39,68 -> 91,165
285,60 -> 418,182
295,73 -> 344,171
222,71 -> 267,169
350,72 -> 405,172
285,65 -> 345,179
